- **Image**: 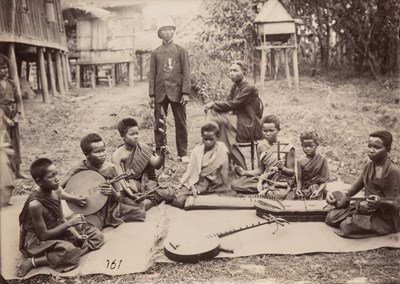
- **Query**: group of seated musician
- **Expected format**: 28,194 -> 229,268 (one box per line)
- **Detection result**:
16,113 -> 400,276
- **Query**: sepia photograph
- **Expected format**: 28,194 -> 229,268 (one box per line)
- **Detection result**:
0,0 -> 399,283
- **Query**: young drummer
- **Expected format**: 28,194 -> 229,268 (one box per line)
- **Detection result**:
296,131 -> 329,200
159,121 -> 235,208
112,117 -> 167,209
61,133 -> 146,230
326,130 -> 400,238
17,158 -> 104,277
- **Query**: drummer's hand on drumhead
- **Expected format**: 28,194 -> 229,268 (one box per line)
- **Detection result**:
72,195 -> 87,207
99,183 -> 113,196
326,191 -> 336,205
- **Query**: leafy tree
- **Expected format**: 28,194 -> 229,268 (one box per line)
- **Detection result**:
200,0 -> 258,63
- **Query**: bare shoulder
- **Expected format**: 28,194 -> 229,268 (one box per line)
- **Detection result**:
28,200 -> 43,212
257,140 -> 270,152
112,146 -> 129,160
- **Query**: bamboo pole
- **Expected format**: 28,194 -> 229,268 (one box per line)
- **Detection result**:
55,51 -> 65,95
7,43 -> 24,115
47,50 -> 57,96
61,52 -> 69,91
37,47 -> 50,103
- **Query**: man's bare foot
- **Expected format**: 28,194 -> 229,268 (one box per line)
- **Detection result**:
16,257 -> 33,277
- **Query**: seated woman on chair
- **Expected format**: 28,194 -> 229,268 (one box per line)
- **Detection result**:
204,60 -> 264,169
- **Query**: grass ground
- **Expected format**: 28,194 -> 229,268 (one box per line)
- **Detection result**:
6,74 -> 400,284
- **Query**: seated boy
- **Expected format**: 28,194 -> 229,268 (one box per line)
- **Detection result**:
296,131 -> 329,200
160,121 -> 235,208
61,133 -> 146,231
112,118 -> 167,209
17,158 -> 104,277
232,115 -> 296,199
325,130 -> 400,238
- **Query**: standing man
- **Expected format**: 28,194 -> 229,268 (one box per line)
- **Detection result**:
0,54 -> 27,179
149,17 -> 190,163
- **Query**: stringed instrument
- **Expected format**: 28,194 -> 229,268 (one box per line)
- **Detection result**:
65,170 -> 133,215
255,199 -> 334,222
164,214 -> 288,263
183,194 -> 285,211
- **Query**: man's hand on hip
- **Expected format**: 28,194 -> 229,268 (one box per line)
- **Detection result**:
149,97 -> 155,109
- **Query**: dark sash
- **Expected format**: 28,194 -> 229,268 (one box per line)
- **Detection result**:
123,143 -> 152,179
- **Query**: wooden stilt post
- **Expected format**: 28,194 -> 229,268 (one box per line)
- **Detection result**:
55,51 -> 65,95
114,64 -> 118,84
139,55 -> 143,81
76,64 -> 81,88
35,58 -> 41,91
284,48 -> 292,89
292,35 -> 299,95
16,57 -> 22,77
38,47 -> 50,103
26,61 -> 30,81
61,52 -> 69,91
271,49 -> 276,79
7,43 -> 24,114
47,50 -> 57,96
65,53 -> 72,86
260,49 -> 266,86
111,64 -> 116,87
128,61 -> 134,86
90,66 -> 96,89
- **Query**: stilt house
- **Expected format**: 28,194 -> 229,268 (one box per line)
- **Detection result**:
62,0 -> 146,88
0,0 -> 70,105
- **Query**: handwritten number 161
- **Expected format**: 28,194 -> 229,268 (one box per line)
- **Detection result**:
106,259 -> 122,269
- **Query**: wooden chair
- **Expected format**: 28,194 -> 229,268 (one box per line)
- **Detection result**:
237,140 -> 258,170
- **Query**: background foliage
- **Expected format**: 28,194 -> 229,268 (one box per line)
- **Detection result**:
189,0 -> 399,101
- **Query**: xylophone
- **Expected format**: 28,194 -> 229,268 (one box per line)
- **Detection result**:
184,194 -> 285,211
255,199 -> 334,222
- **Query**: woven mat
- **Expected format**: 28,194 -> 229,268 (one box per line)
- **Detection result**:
0,195 -> 165,280
156,205 -> 400,262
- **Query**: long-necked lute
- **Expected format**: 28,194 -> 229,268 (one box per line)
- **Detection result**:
164,214 -> 288,263
65,170 -> 133,215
